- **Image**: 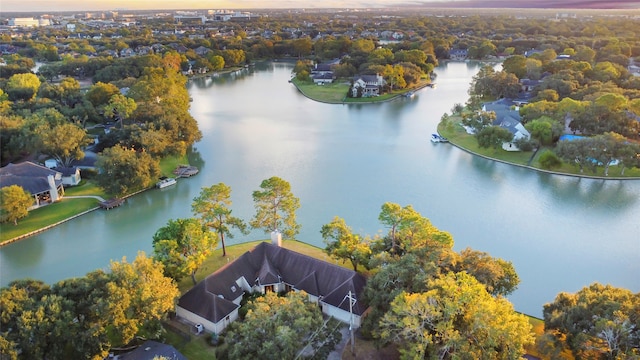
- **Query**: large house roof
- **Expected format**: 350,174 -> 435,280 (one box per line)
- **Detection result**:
178,242 -> 369,323
0,162 -> 62,194
118,340 -> 186,360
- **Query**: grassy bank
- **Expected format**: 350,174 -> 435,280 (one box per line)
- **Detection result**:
438,115 -> 640,178
0,197 -> 98,243
291,78 -> 431,104
0,153 -> 192,245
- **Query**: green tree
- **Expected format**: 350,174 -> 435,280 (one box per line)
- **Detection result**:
0,185 -> 32,225
454,248 -> 520,296
543,283 -> 640,360
5,73 -> 41,101
95,145 -> 160,196
224,291 -> 323,360
525,116 -> 562,146
103,94 -> 137,128
378,272 -> 533,360
37,122 -> 91,167
152,218 -> 216,284
378,202 -> 420,254
191,183 -> 248,257
476,126 -> 514,149
105,252 -> 179,346
538,150 -> 562,170
321,216 -> 372,271
250,176 -> 301,239
85,82 -> 120,109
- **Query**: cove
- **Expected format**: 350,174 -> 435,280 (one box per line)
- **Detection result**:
1,61 -> 638,317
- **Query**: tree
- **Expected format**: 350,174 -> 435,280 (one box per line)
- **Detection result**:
37,123 -> 91,168
95,145 -> 160,196
152,218 -> 216,284
191,183 -> 248,257
250,176 -> 301,239
378,272 -> 533,360
5,73 -> 40,101
543,283 -> 640,360
85,82 -> 120,109
321,216 -> 372,271
224,291 -> 324,360
454,248 -> 520,296
0,185 -> 32,225
103,94 -> 137,128
476,126 -> 514,149
525,116 -> 562,146
378,202 -> 421,254
105,252 -> 179,346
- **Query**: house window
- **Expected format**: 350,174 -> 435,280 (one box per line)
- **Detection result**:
231,285 -> 237,293
264,285 -> 275,293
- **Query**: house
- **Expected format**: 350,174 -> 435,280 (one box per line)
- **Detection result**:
520,78 -> 541,92
194,46 -> 211,56
483,99 -> 531,151
176,240 -> 368,334
0,162 -> 65,207
449,48 -> 468,60
53,166 -> 81,186
351,74 -> 385,97
115,340 -> 186,360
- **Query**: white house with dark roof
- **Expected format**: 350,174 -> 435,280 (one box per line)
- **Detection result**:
351,74 -> 385,97
0,162 -> 65,208
482,98 -> 531,151
176,241 -> 368,334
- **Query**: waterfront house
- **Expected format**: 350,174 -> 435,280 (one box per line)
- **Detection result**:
351,74 -> 385,97
483,99 -> 531,151
176,241 -> 368,334
0,161 -> 65,208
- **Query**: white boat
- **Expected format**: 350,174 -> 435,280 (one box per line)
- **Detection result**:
156,177 -> 177,189
430,134 -> 449,143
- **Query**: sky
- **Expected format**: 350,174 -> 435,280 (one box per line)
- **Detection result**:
1,0 -> 637,12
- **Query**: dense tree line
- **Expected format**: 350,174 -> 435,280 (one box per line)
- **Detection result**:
0,253 -> 179,360
321,202 -> 531,359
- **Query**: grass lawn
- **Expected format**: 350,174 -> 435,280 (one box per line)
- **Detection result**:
0,198 -> 98,243
438,117 -> 640,178
159,153 -> 190,178
64,180 -> 108,198
292,78 -> 351,103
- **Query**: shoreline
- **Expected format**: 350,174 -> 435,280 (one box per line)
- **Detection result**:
436,126 -> 640,181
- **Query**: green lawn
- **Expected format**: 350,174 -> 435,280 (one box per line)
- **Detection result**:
291,78 -> 429,104
438,117 -> 640,178
0,198 -> 98,243
159,154 -> 190,178
64,181 -> 108,198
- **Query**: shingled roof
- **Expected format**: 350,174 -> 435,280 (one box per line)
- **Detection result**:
178,242 -> 369,324
0,162 -> 62,195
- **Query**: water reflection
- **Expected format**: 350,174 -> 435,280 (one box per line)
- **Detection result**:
538,174 -> 638,212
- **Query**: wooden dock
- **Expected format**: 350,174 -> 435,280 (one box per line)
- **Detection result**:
173,165 -> 199,178
99,198 -> 124,210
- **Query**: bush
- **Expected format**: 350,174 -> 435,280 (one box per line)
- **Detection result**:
538,150 -> 562,169
80,168 -> 99,180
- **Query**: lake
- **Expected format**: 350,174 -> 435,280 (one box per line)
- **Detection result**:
1,61 -> 638,317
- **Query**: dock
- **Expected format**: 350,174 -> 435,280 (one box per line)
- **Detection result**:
173,165 -> 199,178
99,198 -> 124,210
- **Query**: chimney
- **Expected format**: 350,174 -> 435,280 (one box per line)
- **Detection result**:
271,230 -> 282,247
47,174 -> 59,202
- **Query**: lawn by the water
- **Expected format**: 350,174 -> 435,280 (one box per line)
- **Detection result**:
438,116 -> 640,178
0,197 -> 98,243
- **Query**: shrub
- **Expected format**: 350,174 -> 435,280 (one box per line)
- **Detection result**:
538,150 -> 562,169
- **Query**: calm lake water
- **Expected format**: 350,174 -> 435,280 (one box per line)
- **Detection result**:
2,61 -> 639,317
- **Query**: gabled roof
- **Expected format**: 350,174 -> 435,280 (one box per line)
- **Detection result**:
178,242 -> 369,324
0,162 -> 62,194
119,340 -> 187,360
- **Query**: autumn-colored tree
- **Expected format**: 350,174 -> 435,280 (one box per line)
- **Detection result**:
0,185 -> 32,225
250,176 -> 301,239
321,216 -> 372,271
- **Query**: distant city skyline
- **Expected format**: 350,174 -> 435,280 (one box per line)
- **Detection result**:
1,0 -> 638,12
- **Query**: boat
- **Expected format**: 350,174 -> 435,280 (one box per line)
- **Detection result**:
404,91 -> 415,98
156,177 -> 177,189
430,134 -> 449,143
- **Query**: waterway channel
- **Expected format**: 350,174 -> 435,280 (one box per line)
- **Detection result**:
1,61 -> 639,317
